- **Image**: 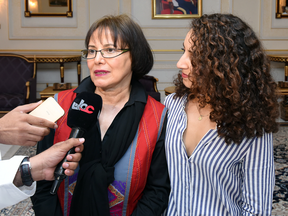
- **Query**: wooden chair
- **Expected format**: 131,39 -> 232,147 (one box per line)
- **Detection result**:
0,53 -> 36,114
139,75 -> 161,102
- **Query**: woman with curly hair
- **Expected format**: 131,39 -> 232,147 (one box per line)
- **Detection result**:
164,13 -> 279,215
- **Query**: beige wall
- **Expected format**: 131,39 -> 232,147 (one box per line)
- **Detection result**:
0,0 -> 287,102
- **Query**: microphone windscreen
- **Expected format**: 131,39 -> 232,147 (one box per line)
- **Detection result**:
67,92 -> 102,131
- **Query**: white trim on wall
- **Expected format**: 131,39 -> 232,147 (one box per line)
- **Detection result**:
271,0 -> 288,29
260,0 -> 288,40
9,0 -> 90,39
20,0 -> 78,28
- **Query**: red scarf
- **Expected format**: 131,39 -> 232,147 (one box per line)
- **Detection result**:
53,89 -> 167,216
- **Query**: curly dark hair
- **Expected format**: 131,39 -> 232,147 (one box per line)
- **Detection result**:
85,14 -> 153,80
174,13 -> 279,144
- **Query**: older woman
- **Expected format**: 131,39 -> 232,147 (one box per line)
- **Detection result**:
32,14 -> 170,216
164,13 -> 279,215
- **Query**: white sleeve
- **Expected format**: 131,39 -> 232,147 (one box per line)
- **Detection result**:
0,155 -> 36,209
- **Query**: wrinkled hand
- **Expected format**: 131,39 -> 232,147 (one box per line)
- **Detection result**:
30,138 -> 85,181
0,101 -> 57,146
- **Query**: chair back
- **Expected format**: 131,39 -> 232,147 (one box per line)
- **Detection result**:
139,75 -> 161,102
0,54 -> 36,111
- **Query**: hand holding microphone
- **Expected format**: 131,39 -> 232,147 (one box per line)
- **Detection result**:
50,92 -> 102,194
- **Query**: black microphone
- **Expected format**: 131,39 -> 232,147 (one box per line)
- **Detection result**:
50,92 -> 102,195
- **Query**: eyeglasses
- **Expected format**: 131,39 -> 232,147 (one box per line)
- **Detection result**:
81,48 -> 130,59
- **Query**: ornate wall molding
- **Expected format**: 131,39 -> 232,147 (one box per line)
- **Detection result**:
8,0 -> 89,39
260,0 -> 288,40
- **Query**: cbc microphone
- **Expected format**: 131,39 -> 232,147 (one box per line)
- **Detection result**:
50,92 -> 102,195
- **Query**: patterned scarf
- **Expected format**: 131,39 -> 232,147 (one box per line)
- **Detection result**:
70,81 -> 146,216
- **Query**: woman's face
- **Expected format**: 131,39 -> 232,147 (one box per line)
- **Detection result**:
177,30 -> 194,89
87,28 -> 132,92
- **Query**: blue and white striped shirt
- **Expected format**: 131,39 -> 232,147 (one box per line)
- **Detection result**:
164,93 -> 275,216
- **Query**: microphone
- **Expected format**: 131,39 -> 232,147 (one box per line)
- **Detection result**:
50,92 -> 102,195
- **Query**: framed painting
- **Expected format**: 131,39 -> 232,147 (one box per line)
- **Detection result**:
152,0 -> 202,19
276,0 -> 288,18
24,0 -> 72,17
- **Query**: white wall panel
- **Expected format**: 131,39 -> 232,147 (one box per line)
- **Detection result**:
271,0 -> 288,29
232,0 -> 260,34
260,0 -> 288,40
20,0 -> 78,28
8,0 -> 89,40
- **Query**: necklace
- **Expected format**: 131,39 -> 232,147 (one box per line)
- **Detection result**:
196,104 -> 209,121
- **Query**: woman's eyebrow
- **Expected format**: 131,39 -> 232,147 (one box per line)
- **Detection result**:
104,43 -> 115,46
87,43 -> 115,49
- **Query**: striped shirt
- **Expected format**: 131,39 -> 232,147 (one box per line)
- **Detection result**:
164,93 -> 275,216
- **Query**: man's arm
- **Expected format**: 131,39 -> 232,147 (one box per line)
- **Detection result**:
13,138 -> 84,186
0,101 -> 57,146
0,156 -> 33,209
0,138 -> 84,210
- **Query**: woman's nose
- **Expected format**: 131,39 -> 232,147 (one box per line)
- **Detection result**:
177,54 -> 188,69
94,51 -> 105,64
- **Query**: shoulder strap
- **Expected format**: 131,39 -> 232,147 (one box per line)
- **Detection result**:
126,96 -> 167,215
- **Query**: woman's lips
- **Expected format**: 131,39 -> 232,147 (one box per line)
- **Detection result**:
181,72 -> 188,78
94,70 -> 109,76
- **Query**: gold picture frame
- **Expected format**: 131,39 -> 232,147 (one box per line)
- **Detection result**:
276,0 -> 288,18
152,0 -> 202,19
24,0 -> 72,17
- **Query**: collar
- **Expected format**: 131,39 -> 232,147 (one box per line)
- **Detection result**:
74,76 -> 147,106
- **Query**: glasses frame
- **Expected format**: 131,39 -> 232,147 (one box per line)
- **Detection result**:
81,48 -> 130,59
